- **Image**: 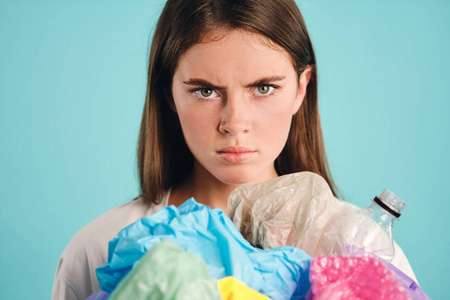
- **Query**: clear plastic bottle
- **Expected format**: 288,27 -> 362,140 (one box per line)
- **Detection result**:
338,189 -> 405,262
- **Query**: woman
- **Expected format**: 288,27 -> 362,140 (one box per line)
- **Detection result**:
52,1 -> 416,299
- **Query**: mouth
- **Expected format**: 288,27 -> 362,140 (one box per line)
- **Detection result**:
217,146 -> 256,163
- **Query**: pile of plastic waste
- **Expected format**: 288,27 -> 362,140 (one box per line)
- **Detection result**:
86,172 -> 429,300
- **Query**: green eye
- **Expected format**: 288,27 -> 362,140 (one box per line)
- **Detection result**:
200,89 -> 213,97
195,88 -> 218,99
256,85 -> 272,95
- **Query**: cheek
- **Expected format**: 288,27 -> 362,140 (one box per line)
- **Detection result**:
261,109 -> 293,143
177,106 -> 218,146
257,96 -> 297,143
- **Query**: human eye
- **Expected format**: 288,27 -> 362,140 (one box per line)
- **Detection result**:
254,85 -> 276,96
194,88 -> 218,99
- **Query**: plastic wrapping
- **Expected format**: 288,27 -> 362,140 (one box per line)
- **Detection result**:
309,255 -> 410,300
85,290 -> 110,300
218,277 -> 270,300
386,262 -> 431,300
228,171 -> 342,256
108,240 -> 222,300
96,198 -> 311,300
228,172 -> 429,299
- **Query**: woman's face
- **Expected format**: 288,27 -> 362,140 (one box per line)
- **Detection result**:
172,29 -> 309,186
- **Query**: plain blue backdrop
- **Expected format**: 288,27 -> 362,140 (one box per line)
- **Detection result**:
0,1 -> 448,299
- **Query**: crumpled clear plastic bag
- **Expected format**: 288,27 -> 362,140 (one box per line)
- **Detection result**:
228,171 -> 343,257
108,240 -> 222,300
96,198 -> 311,300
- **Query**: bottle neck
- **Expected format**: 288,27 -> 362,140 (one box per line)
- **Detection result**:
377,189 -> 405,217
373,196 -> 401,218
367,203 -> 396,228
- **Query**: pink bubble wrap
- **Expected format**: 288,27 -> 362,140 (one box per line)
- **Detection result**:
309,256 -> 411,300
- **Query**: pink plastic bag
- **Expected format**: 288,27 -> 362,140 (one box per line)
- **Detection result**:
309,255 -> 410,300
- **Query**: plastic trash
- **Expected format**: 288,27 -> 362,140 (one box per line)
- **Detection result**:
85,289 -> 110,300
218,277 -> 270,300
108,240 -> 222,300
309,255 -> 410,300
96,198 -> 311,300
386,262 -> 432,300
336,189 -> 405,262
227,172 -> 430,299
228,171 -> 343,257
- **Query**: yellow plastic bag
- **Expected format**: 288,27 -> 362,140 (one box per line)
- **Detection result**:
218,277 -> 270,300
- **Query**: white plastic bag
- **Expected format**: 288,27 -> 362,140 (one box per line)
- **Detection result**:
227,172 -> 345,257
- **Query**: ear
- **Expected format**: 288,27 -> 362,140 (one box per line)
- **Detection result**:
293,66 -> 312,115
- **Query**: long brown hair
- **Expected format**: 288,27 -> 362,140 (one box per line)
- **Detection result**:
138,0 -> 340,205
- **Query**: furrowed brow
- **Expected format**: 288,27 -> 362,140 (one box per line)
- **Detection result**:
183,78 -> 225,90
245,76 -> 286,87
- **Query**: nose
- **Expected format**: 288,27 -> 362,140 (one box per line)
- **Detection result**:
218,93 -> 250,136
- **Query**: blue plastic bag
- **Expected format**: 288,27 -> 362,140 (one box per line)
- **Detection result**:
96,198 -> 311,300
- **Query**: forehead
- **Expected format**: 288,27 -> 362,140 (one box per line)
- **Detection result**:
199,28 -> 283,50
174,29 -> 295,80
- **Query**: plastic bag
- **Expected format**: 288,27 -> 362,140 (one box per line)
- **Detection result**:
108,240 -> 222,300
96,198 -> 311,300
85,290 -> 110,300
309,255 -> 410,300
228,171 -> 342,256
218,277 -> 270,300
386,262 -> 431,300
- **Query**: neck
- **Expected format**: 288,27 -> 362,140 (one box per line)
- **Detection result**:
169,163 -> 240,213
169,160 -> 278,213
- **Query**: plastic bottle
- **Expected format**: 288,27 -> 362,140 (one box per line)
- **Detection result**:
338,189 -> 405,262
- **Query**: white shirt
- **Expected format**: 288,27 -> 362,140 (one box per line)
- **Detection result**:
52,191 -> 417,300
51,192 -> 170,300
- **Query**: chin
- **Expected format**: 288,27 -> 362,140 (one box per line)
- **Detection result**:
214,168 -> 269,186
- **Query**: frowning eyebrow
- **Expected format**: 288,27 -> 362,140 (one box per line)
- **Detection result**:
183,79 -> 225,90
245,76 -> 286,87
183,76 -> 286,89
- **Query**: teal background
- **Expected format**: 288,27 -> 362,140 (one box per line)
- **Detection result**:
0,0 -> 448,299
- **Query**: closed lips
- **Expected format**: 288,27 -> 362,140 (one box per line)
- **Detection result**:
217,147 -> 255,154
217,147 -> 256,163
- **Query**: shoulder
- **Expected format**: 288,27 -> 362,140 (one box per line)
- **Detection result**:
52,195 -> 169,300
333,198 -> 359,213
68,196 -> 164,258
